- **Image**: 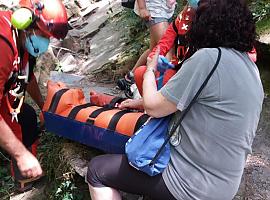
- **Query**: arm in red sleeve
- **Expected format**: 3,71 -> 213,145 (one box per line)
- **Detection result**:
148,22 -> 178,58
0,38 -> 15,103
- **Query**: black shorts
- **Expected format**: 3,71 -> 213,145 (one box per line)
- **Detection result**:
87,154 -> 176,200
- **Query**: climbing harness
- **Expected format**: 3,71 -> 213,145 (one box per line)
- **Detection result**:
2,15 -> 30,123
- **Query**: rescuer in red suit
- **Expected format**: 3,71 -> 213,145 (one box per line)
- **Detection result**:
0,0 -> 68,191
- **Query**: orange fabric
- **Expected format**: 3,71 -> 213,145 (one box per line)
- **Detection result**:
116,112 -> 145,136
134,65 -> 176,96
55,89 -> 86,117
42,80 -> 67,112
90,91 -> 115,107
94,109 -> 122,128
43,81 -> 86,117
75,105 -> 146,136
75,106 -> 101,122
134,66 -> 147,96
44,81 -> 148,136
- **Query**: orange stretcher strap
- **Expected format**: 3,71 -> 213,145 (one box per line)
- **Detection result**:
48,88 -> 69,113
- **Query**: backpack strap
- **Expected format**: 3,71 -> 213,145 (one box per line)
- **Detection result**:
172,20 -> 179,57
27,55 -> 36,82
134,114 -> 150,133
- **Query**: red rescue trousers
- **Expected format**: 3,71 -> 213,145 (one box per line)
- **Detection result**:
0,97 -> 39,181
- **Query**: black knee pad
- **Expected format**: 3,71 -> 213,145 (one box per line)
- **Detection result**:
86,156 -> 107,187
18,103 -> 39,147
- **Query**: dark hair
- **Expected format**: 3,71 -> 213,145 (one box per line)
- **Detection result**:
187,0 -> 256,52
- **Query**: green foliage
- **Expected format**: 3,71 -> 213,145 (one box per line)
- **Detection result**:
256,18 -> 270,35
39,133 -> 90,200
120,10 -> 148,51
38,132 -> 68,181
0,152 -> 14,199
53,180 -> 84,200
96,9 -> 150,78
174,0 -> 185,18
250,1 -> 270,22
249,1 -> 270,34
0,166 -> 14,199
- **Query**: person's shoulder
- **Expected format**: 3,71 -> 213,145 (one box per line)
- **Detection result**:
194,48 -> 220,57
185,48 -> 215,63
191,48 -> 222,64
0,10 -> 12,22
0,10 -> 13,39
182,48 -> 222,73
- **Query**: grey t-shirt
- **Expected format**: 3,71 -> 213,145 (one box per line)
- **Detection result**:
160,48 -> 264,200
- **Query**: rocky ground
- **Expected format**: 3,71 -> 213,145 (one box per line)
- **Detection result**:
234,98 -> 270,200
0,0 -> 269,199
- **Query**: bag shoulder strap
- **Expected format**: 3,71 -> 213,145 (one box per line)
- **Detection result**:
150,47 -> 222,165
172,20 -> 179,57
172,47 -> 222,129
134,114 -> 150,133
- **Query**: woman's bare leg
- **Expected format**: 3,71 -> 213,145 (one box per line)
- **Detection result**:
131,49 -> 151,72
149,21 -> 173,61
88,183 -> 122,200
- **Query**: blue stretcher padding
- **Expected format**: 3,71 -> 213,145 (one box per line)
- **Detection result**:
44,112 -> 130,154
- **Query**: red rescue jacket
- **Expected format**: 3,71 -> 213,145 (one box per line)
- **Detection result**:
149,6 -> 196,65
0,11 -> 34,140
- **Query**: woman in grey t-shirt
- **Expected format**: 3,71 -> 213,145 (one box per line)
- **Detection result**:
86,0 -> 264,200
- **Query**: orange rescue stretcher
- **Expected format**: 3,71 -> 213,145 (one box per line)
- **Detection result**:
42,81 -> 150,153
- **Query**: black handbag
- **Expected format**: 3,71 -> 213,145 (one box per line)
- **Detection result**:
121,0 -> 135,9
